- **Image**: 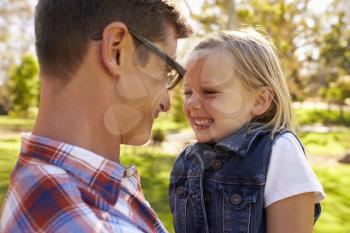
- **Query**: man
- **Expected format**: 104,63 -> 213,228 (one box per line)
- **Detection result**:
0,1 -> 192,232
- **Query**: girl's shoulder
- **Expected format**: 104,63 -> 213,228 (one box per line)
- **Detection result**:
265,131 -> 325,207
272,130 -> 305,153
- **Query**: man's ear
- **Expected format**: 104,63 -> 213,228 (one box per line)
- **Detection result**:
251,87 -> 274,117
101,22 -> 132,77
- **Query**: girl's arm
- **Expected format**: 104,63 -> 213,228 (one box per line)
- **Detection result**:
266,192 -> 315,233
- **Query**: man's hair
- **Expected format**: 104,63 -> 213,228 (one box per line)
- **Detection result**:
35,0 -> 192,81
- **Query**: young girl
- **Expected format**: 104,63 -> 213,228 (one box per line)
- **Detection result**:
169,28 -> 325,233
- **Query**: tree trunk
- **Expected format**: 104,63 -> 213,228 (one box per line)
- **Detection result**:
226,0 -> 236,30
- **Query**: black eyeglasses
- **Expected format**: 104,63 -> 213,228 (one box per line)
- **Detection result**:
91,28 -> 186,90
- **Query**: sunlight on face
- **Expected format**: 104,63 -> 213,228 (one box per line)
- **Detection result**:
183,51 -> 256,143
102,25 -> 177,145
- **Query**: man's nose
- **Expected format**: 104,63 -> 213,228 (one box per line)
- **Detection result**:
159,91 -> 170,112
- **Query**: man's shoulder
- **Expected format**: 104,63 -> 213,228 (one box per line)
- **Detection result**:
1,159 -> 86,232
10,158 -> 81,200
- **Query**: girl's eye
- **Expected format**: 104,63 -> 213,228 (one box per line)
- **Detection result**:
183,90 -> 192,96
203,90 -> 217,96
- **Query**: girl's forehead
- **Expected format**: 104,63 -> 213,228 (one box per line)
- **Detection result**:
184,50 -> 236,86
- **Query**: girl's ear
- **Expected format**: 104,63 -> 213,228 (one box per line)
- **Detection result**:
251,87 -> 274,117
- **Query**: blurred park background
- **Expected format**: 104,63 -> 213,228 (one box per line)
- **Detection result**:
0,0 -> 350,232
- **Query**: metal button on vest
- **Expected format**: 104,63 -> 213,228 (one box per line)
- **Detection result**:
191,193 -> 197,199
211,159 -> 222,170
230,193 -> 242,205
186,153 -> 194,160
204,193 -> 210,202
175,186 -> 186,196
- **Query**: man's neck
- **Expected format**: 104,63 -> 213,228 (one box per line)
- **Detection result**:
32,76 -> 121,163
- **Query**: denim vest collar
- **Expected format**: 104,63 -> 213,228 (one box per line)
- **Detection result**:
190,124 -> 270,158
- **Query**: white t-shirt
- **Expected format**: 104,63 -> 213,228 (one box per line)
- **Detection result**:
264,132 -> 325,208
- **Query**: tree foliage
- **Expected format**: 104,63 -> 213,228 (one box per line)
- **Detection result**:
0,0 -> 33,81
183,0 -> 350,105
316,0 -> 350,111
169,85 -> 186,123
8,54 -> 39,117
185,0 -> 322,101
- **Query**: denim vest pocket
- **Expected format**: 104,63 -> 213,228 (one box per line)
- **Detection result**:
218,183 -> 260,233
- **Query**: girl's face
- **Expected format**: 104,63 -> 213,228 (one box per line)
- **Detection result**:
183,51 -> 257,143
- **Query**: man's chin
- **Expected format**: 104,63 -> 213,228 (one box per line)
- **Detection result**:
122,132 -> 152,146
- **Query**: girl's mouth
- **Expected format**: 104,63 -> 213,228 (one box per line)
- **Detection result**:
192,118 -> 214,130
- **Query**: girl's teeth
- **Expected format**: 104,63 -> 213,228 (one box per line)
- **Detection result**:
194,119 -> 212,126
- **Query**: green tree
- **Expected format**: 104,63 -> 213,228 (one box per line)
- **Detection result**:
184,0 -> 237,33
184,0 -> 321,100
320,75 -> 350,119
8,54 -> 39,117
169,85 -> 186,123
0,85 -> 10,115
0,0 -> 33,82
318,1 -> 350,110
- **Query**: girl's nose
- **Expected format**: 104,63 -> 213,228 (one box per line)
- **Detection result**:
185,94 -> 201,110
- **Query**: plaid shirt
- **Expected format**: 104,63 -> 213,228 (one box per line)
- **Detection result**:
0,134 -> 168,233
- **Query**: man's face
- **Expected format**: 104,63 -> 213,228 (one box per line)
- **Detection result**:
103,25 -> 177,145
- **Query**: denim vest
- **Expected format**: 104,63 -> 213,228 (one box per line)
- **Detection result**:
169,126 -> 321,233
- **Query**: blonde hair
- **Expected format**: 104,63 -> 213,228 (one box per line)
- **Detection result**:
191,27 -> 294,135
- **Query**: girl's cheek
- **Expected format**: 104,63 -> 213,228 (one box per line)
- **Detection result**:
183,100 -> 190,112
183,104 -> 191,118
203,99 -> 219,113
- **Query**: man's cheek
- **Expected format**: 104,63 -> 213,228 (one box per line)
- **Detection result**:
115,73 -> 148,99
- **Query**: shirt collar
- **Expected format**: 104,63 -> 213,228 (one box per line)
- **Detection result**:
20,133 -> 126,205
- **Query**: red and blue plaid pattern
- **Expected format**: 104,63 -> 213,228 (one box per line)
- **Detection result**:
0,134 -> 168,233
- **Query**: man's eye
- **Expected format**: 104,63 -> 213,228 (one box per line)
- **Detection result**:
164,65 -> 172,73
164,66 -> 173,77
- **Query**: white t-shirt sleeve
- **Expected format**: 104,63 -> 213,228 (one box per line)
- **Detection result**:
264,132 -> 326,208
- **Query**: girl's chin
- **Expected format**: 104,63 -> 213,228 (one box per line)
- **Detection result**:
195,134 -> 216,144
195,131 -> 230,144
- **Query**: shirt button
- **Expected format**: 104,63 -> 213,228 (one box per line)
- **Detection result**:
175,186 -> 186,196
211,159 -> 222,170
230,193 -> 242,205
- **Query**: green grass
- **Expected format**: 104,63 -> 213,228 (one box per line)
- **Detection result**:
1,137 -> 350,232
298,131 -> 350,157
313,164 -> 350,233
0,116 -> 35,131
1,114 -> 350,232
0,136 -> 20,206
120,146 -> 177,232
294,108 -> 350,127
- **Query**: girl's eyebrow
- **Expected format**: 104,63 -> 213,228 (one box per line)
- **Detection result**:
202,82 -> 231,91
